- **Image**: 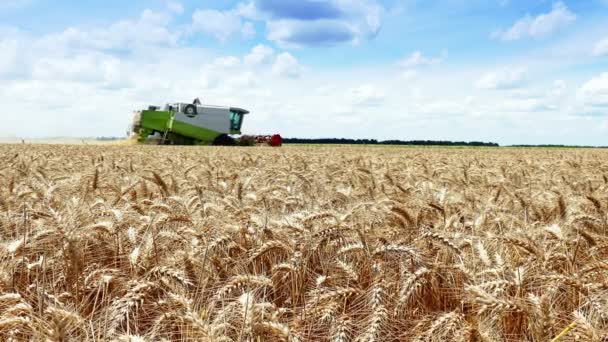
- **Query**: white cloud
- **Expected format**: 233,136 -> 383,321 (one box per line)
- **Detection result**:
0,38 -> 20,76
475,67 -> 528,90
549,79 -> 567,97
350,84 -> 386,106
225,71 -> 258,88
492,80 -> 570,114
593,38 -> 608,57
235,1 -> 259,20
508,80 -> 567,99
397,51 -> 445,82
493,2 -> 576,41
191,9 -> 256,42
187,0 -> 383,47
263,0 -> 383,47
399,51 -> 444,68
500,98 -> 556,113
315,85 -> 337,95
31,54 -> 127,86
166,1 -> 184,14
401,70 -> 418,81
578,73 -> 608,107
272,52 -> 301,78
36,9 -> 179,51
244,44 -> 275,66
213,56 -> 241,68
266,19 -> 354,48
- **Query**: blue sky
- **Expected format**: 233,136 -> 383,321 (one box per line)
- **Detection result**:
0,0 -> 607,145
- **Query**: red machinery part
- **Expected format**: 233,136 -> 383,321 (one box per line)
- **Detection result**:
255,136 -> 268,143
269,134 -> 283,147
250,134 -> 282,146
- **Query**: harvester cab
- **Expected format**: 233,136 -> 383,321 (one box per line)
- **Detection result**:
132,99 -> 249,145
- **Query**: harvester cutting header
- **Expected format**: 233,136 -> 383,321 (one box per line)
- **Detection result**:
131,98 -> 282,146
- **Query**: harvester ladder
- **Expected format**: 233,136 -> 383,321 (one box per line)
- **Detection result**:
159,113 -> 175,145
160,128 -> 169,145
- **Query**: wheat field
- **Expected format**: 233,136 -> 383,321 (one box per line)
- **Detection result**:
1,144 -> 607,341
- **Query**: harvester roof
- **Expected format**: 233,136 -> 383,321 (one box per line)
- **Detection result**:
230,107 -> 250,115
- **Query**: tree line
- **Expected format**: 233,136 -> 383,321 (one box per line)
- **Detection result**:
509,144 -> 608,148
282,138 -> 500,147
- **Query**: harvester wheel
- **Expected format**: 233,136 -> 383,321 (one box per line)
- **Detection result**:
212,134 -> 236,146
184,104 -> 197,117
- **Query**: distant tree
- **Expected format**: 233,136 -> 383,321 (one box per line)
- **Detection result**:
96,136 -> 122,141
282,138 -> 499,147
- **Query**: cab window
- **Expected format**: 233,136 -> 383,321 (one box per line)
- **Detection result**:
230,111 -> 243,131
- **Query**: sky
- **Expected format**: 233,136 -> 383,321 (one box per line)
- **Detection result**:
0,0 -> 607,145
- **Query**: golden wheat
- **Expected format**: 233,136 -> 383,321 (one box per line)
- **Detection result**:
0,144 -> 607,341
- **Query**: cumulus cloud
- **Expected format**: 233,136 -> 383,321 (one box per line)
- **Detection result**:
189,0 -> 383,47
260,0 -> 383,47
267,20 -> 355,47
493,2 -> 575,41
578,73 -> 608,107
32,54 -> 125,86
191,9 -> 256,42
507,80 -> 566,100
272,52 -> 301,78
350,84 -> 386,107
0,37 -> 20,77
396,50 -> 445,82
213,56 -> 241,68
35,9 -> 179,52
244,44 -> 275,66
492,80 -> 569,114
549,80 -> 567,97
257,0 -> 343,20
400,51 -> 445,68
0,9 -> 181,81
401,70 -> 418,81
235,1 -> 259,20
593,38 -> 608,57
475,67 -> 528,90
166,1 -> 184,14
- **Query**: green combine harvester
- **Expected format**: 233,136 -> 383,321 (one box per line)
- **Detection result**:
131,99 -> 250,145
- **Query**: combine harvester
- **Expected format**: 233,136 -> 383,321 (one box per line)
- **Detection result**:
131,98 -> 282,146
